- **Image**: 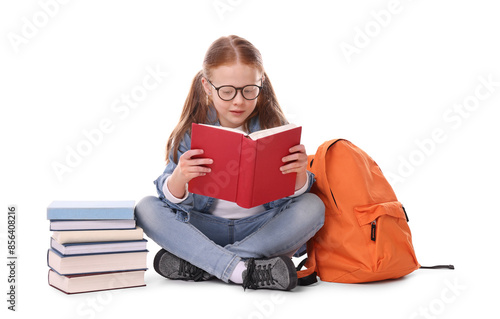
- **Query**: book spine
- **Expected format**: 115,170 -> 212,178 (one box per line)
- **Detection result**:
52,227 -> 144,244
47,249 -> 149,275
50,219 -> 136,231
236,137 -> 258,208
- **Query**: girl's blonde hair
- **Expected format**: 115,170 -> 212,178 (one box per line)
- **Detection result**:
166,35 -> 287,163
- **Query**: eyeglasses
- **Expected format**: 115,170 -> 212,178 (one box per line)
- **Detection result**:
206,78 -> 262,101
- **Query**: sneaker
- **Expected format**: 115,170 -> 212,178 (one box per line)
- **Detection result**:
153,249 -> 213,281
242,256 -> 298,291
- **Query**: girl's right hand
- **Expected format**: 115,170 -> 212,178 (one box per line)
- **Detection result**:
175,149 -> 213,183
168,149 -> 212,198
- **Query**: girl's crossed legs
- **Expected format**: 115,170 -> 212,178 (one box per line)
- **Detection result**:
135,193 -> 324,284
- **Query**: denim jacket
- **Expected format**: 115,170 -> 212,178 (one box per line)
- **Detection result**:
154,116 -> 315,221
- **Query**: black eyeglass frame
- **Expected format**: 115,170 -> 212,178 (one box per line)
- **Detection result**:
205,78 -> 263,101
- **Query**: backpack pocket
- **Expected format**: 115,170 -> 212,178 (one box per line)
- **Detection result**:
354,201 -> 419,277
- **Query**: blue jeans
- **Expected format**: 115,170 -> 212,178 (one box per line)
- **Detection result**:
135,193 -> 325,283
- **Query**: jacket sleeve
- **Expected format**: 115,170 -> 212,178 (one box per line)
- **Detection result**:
153,132 -> 195,213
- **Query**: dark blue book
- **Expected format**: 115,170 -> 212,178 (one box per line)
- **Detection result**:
50,238 -> 148,255
47,201 -> 135,220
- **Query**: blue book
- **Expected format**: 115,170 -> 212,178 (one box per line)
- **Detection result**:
47,201 -> 135,220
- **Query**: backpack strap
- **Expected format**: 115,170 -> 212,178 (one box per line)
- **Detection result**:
296,258 -> 318,286
309,139 -> 343,195
420,265 -> 455,270
296,139 -> 342,286
296,240 -> 318,285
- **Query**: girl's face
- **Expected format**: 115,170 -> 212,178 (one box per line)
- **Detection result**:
202,63 -> 262,128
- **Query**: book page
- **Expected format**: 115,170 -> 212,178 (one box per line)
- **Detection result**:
248,123 -> 298,140
196,124 -> 246,135
195,123 -> 298,140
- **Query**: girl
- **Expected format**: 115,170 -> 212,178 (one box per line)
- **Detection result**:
135,35 -> 325,291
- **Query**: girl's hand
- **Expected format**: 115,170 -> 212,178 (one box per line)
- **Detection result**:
280,144 -> 308,190
168,149 -> 213,198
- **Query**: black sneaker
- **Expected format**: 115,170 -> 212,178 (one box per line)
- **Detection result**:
153,249 -> 213,282
242,256 -> 298,291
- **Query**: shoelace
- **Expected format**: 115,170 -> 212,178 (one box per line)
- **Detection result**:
178,259 -> 206,282
242,258 -> 275,290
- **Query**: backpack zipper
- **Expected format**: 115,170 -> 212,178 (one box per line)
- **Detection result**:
402,205 -> 409,222
371,220 -> 377,241
330,189 -> 339,209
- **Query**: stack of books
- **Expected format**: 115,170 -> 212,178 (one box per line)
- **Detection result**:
46,200 -> 147,294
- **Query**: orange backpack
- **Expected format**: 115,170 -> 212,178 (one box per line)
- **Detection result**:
297,139 -> 421,284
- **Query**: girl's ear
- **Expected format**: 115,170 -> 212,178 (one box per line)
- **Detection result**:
201,77 -> 212,96
261,72 -> 268,88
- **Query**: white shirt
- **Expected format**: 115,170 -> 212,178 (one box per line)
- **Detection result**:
163,176 -> 308,219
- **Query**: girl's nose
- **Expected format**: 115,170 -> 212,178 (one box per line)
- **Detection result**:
232,90 -> 245,105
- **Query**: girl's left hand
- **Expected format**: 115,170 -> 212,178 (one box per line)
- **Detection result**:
281,144 -> 308,190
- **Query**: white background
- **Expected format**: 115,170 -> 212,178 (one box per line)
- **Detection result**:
1,0 -> 499,318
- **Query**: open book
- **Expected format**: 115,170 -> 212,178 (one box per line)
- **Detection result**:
188,123 -> 302,208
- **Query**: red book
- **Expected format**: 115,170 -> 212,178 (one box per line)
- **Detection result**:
188,123 -> 302,208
